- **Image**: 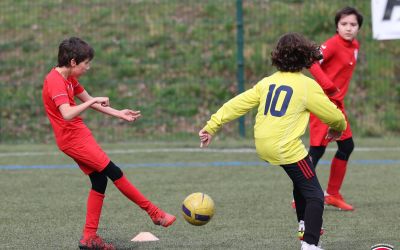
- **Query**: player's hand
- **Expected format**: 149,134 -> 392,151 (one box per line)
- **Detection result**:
94,97 -> 110,107
326,128 -> 342,142
119,109 -> 141,122
199,129 -> 212,148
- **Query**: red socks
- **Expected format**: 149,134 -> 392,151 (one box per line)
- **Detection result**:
83,175 -> 158,238
83,175 -> 159,238
327,157 -> 347,195
113,175 -> 157,215
83,189 -> 104,238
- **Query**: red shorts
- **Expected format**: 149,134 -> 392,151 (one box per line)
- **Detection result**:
309,109 -> 352,147
62,135 -> 110,175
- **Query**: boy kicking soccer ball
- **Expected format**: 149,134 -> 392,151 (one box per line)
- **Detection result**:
42,37 -> 175,250
199,33 -> 346,249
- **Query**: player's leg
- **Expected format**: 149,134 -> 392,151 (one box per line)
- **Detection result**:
291,145 -> 324,209
83,172 -> 107,237
309,146 -> 326,167
102,161 -> 176,227
62,143 -> 115,249
79,171 -> 115,250
293,186 -> 324,242
292,187 -> 308,241
309,114 -> 329,168
293,187 -> 306,223
282,157 -> 324,247
327,137 -> 354,194
325,137 -> 354,210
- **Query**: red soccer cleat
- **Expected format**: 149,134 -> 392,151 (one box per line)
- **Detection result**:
324,193 -> 354,211
150,208 -> 176,227
79,234 -> 115,250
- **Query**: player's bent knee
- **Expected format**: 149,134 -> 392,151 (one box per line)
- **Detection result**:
102,161 -> 123,182
89,172 -> 108,194
336,138 -> 354,160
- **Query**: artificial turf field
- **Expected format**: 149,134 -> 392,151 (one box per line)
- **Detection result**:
0,138 -> 399,249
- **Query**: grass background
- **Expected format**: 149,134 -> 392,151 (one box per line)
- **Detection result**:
1,1 -> 399,248
1,138 -> 399,249
1,0 -> 399,143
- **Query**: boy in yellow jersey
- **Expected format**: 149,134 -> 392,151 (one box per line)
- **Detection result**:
198,33 -> 346,250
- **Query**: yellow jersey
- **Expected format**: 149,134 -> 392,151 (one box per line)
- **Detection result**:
203,71 -> 346,165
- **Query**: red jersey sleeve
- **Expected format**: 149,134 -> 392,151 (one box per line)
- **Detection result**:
308,38 -> 337,95
47,76 -> 69,107
70,77 -> 85,95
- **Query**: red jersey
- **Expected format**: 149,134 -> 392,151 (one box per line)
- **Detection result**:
42,68 -> 91,150
309,34 -> 359,104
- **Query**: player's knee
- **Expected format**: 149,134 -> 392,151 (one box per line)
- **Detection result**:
102,161 -> 123,181
306,192 -> 324,207
309,188 -> 324,205
316,189 -> 324,204
89,172 -> 108,194
336,138 -> 354,160
302,185 -> 324,205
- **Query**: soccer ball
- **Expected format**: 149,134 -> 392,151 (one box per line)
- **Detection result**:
181,192 -> 215,226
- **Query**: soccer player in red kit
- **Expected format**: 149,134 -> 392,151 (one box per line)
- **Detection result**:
42,37 -> 175,250
308,7 -> 363,211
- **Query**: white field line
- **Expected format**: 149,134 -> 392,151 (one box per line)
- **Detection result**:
0,147 -> 400,157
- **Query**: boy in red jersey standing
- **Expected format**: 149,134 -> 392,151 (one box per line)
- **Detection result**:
42,37 -> 175,250
308,7 -> 363,211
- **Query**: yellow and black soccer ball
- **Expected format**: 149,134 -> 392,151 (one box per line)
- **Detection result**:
181,192 -> 215,226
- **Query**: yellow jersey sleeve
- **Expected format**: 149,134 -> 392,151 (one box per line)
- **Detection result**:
203,84 -> 260,135
306,81 -> 346,132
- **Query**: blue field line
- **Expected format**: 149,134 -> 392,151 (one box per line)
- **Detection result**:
0,159 -> 399,170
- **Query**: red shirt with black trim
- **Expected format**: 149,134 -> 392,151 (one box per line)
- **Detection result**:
309,33 -> 359,105
42,68 -> 91,150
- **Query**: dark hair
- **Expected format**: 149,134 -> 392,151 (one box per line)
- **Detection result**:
335,6 -> 363,29
57,37 -> 94,67
271,33 -> 322,72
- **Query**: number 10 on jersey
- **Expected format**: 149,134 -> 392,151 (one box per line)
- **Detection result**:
264,84 -> 293,117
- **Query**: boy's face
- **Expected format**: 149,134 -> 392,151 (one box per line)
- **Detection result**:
337,14 -> 359,41
70,58 -> 91,78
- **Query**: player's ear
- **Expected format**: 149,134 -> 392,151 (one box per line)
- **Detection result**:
70,58 -> 77,67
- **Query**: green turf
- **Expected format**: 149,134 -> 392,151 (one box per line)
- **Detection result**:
0,138 -> 399,249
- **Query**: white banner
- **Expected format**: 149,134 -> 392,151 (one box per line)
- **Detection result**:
372,0 -> 400,40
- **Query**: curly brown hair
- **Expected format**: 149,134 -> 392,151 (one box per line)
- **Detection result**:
271,33 -> 322,72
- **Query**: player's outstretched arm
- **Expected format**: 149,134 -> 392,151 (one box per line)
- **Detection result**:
59,96 -> 108,120
76,90 -> 141,122
198,83 -> 260,148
